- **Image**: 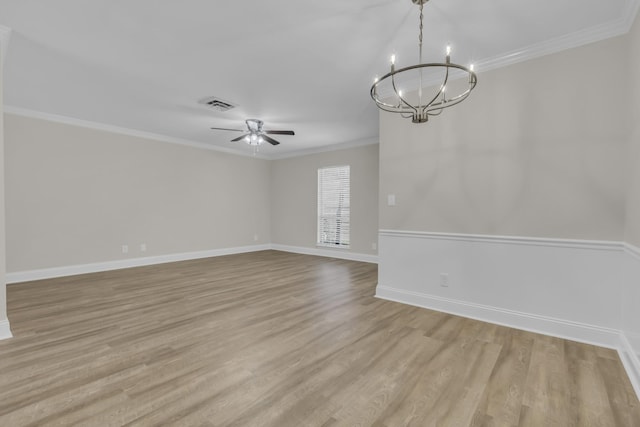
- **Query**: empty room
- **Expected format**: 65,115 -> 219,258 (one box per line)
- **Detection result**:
0,0 -> 640,425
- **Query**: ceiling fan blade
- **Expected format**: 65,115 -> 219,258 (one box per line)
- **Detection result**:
231,134 -> 249,142
264,130 -> 295,135
211,127 -> 245,132
262,135 -> 281,146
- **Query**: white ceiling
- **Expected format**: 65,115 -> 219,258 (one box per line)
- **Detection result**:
0,0 -> 637,158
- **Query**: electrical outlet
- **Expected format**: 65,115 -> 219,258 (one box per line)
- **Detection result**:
140,243 -> 147,252
372,242 -> 377,250
122,245 -> 129,254
440,273 -> 449,287
254,234 -> 259,241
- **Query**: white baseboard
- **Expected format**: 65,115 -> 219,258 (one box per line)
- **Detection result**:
0,319 -> 12,340
619,332 -> 640,400
6,244 -> 271,284
270,244 -> 378,264
376,285 -> 620,349
6,243 -> 378,284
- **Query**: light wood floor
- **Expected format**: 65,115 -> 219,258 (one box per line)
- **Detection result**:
1,251 -> 638,426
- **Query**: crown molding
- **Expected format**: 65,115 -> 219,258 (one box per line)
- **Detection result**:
4,105 -> 379,161
385,0 -> 640,91
3,106 -> 271,160
266,136 -> 379,160
623,0 -> 640,32
0,25 -> 11,67
475,0 -> 640,74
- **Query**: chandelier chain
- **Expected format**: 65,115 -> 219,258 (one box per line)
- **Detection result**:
418,2 -> 424,62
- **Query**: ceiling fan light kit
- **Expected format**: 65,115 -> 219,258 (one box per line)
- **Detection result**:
370,0 -> 477,123
211,119 -> 295,151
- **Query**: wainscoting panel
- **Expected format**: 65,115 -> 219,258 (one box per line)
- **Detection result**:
621,244 -> 640,397
376,230 -> 624,347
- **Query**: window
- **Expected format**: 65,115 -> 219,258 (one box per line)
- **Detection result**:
317,165 -> 350,248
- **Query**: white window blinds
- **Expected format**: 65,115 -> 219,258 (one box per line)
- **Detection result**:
317,165 -> 350,248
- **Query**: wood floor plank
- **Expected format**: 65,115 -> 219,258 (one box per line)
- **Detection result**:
597,357 -> 640,427
0,250 -> 637,426
521,336 -> 578,426
472,329 -> 534,427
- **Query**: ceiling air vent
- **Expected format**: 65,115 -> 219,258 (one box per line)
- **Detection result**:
198,96 -> 237,112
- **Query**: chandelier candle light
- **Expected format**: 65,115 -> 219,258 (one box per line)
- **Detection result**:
370,0 -> 477,123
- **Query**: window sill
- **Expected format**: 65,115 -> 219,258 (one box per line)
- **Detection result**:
316,244 -> 350,250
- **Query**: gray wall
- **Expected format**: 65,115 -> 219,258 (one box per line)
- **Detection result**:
627,12 -> 640,248
379,35 -> 629,241
0,34 -> 7,329
5,114 -> 272,272
623,10 -> 640,361
271,145 -> 379,256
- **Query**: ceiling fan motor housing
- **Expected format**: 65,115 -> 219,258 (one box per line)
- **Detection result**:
246,119 -> 264,133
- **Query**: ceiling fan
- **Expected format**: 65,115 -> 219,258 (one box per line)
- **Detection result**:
211,119 -> 295,146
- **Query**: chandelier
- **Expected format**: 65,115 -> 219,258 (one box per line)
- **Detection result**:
370,0 -> 477,123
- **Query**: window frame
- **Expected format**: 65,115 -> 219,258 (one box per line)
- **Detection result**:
317,165 -> 351,249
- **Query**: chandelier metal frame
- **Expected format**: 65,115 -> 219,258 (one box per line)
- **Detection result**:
370,0 -> 477,123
